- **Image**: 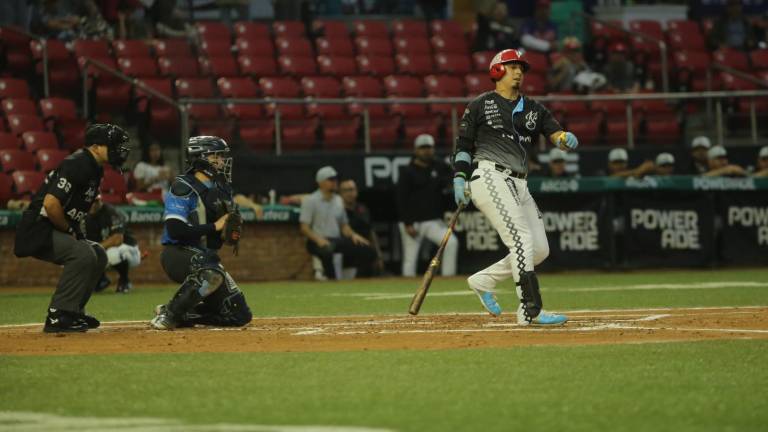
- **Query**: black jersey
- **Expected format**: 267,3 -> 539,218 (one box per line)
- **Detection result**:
85,202 -> 136,246
29,149 -> 103,234
456,91 -> 563,174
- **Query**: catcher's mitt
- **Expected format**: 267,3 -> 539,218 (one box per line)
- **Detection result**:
223,211 -> 243,255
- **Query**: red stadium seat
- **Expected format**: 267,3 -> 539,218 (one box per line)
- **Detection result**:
0,149 -> 36,172
0,132 -> 21,150
135,78 -> 178,136
667,20 -> 701,35
259,77 -> 301,97
316,37 -> 355,57
644,118 -> 680,145
73,39 -> 111,59
199,56 -> 239,77
354,37 -> 393,56
234,22 -> 270,39
524,51 -> 548,73
394,37 -> 432,55
265,104 -> 316,151
39,98 -> 78,122
465,72 -> 494,95
342,76 -> 384,97
6,115 -> 44,136
275,37 -> 313,56
199,40 -> 232,57
12,170 -> 44,195
564,119 -> 600,146
713,48 -> 751,71
153,39 -> 193,57
21,131 -> 58,152
195,21 -> 232,42
430,20 -> 464,38
604,117 -> 640,145
628,20 -> 663,40
218,77 -> 258,97
591,100 -> 627,117
395,54 -> 435,76
673,51 -> 713,91
39,98 -> 86,149
112,40 -> 151,58
425,74 -> 465,116
118,57 -> 159,77
317,55 -> 358,76
522,73 -> 547,95
434,53 -> 472,75
1,98 -> 37,117
430,35 -> 468,55
307,103 -> 359,149
0,27 -> 33,75
547,100 -> 589,117
313,20 -> 349,38
273,21 -> 305,37
356,55 -> 395,77
720,72 -> 758,91
278,55 -> 318,76
590,20 -> 625,43
158,56 -> 201,77
402,118 -> 441,146
353,20 -> 388,38
0,78 -> 30,99
237,55 -> 278,76
749,49 -> 768,71
30,39 -> 70,62
30,40 -> 78,97
36,148 -> 68,172
631,99 -> 675,117
175,78 -> 220,120
301,76 -> 341,98
667,30 -> 706,51
235,38 -> 274,56
100,168 -> 127,198
384,75 -> 425,97
390,103 -> 429,118
472,51 -> 495,72
0,172 -> 12,203
393,20 -> 428,38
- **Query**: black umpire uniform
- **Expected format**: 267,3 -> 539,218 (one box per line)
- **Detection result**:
13,124 -> 131,333
150,136 -> 252,330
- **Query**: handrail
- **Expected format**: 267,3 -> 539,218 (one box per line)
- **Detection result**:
581,13 -> 669,93
712,63 -> 768,88
2,26 -> 49,97
711,63 -> 768,144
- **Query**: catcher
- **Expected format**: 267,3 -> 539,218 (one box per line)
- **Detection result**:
150,136 -> 251,330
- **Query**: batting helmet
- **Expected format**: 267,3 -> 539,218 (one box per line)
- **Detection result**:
489,49 -> 530,81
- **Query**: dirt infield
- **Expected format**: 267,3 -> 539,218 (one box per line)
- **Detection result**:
1,306 -> 766,356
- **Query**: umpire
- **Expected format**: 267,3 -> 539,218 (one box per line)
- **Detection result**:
13,124 -> 131,333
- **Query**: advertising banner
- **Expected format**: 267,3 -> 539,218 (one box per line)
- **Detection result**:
717,192 -> 768,265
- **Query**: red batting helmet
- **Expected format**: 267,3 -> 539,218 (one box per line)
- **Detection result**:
489,49 -> 530,80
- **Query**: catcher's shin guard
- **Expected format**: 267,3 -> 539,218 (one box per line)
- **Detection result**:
518,271 -> 543,323
166,268 -> 225,318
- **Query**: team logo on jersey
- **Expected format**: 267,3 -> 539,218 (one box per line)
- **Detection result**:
84,185 -> 98,202
525,111 -> 538,131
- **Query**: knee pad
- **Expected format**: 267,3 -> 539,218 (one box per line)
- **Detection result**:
195,268 -> 225,297
518,271 -> 543,322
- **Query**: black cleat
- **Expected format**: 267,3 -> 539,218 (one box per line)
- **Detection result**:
78,313 -> 100,329
43,309 -> 88,333
94,275 -> 111,293
116,279 -> 132,294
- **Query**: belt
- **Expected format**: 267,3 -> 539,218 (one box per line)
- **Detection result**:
475,160 -> 527,179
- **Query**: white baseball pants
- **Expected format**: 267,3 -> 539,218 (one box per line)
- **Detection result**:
106,243 -> 142,268
399,219 -> 458,277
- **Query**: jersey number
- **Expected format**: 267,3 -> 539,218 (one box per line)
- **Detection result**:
57,177 -> 72,193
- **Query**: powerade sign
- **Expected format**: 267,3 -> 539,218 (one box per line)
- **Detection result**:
630,209 -> 701,250
718,192 -> 768,265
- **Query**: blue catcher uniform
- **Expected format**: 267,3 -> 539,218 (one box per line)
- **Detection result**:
151,137 -> 251,330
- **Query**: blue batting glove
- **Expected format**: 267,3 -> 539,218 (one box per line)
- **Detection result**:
453,177 -> 470,206
562,132 -> 578,151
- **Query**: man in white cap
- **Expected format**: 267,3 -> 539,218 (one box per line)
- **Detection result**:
704,146 -> 747,177
300,166 -> 377,280
753,146 -> 768,177
606,148 -> 655,178
545,147 -> 572,178
396,133 -> 457,277
654,152 -> 675,176
689,136 -> 712,175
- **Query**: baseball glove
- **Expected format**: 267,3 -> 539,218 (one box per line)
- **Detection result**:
223,210 -> 243,255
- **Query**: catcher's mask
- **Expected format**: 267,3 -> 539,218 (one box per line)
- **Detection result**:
186,136 -> 232,183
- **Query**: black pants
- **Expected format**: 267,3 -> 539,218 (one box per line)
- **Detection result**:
160,245 -> 252,327
36,230 -> 108,312
306,237 -> 377,279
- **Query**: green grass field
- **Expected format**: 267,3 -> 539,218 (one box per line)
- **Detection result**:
1,268 -> 767,432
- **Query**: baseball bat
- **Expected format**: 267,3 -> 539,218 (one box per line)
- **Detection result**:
408,203 -> 466,315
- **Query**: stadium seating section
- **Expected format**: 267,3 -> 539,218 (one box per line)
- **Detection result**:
2,17 -> 767,203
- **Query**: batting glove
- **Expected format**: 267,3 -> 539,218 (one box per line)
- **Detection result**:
453,177 -> 470,206
562,132 -> 579,151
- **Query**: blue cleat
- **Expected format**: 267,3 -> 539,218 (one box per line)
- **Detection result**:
530,311 -> 568,326
470,287 -> 502,317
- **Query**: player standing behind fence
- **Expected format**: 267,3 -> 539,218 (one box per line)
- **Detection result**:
396,134 -> 458,277
453,49 -> 578,325
13,124 -> 131,332
150,136 -> 251,330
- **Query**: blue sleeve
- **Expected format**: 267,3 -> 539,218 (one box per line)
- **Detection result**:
163,192 -> 196,223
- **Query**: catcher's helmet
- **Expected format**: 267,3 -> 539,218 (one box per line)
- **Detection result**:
85,123 -> 131,169
489,49 -> 530,81
186,136 -> 232,183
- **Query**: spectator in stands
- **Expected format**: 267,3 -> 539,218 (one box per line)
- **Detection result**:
606,148 -> 655,178
710,0 -> 758,51
549,37 -> 605,93
753,146 -> 768,177
654,153 -> 675,176
95,0 -> 144,39
133,143 -> 173,195
396,134 -> 457,277
339,178 -> 384,275
544,148 -> 572,178
601,42 -> 640,93
704,145 -> 747,177
0,0 -> 30,29
520,0 -> 558,52
688,136 -> 712,175
300,166 -> 377,280
146,0 -> 190,38
30,0 -> 92,40
474,1 -> 520,52
87,196 -> 141,294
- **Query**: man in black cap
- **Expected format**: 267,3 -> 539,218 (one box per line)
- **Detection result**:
14,123 -> 132,333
